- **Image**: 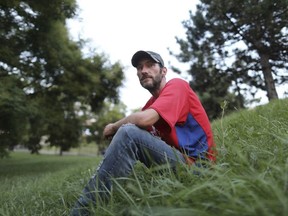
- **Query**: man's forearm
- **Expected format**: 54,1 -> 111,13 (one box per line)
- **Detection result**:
103,113 -> 140,138
103,109 -> 160,138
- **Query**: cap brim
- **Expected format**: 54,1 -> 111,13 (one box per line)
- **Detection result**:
131,51 -> 154,67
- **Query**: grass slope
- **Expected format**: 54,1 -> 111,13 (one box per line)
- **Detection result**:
0,99 -> 287,216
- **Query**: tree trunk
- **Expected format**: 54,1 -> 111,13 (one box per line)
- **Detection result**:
259,53 -> 279,101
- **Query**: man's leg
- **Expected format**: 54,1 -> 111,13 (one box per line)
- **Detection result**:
71,124 -> 185,215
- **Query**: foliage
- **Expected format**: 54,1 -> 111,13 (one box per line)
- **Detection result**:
1,99 -> 287,215
85,101 -> 127,153
173,0 -> 288,119
188,54 -> 245,120
0,76 -> 30,157
0,0 -> 125,156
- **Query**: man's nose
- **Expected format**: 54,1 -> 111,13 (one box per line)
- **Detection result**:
140,70 -> 148,77
141,65 -> 150,73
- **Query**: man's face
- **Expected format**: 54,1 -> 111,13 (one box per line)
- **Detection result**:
136,59 -> 164,92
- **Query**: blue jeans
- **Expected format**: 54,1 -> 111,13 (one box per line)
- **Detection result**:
71,124 -> 186,215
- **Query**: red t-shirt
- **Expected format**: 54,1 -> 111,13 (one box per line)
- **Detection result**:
142,78 -> 216,162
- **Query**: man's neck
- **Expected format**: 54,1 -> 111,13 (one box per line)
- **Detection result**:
150,79 -> 167,98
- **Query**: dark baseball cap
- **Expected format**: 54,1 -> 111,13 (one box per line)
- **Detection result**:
131,50 -> 164,67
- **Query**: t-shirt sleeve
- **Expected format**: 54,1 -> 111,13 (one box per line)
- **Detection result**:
149,79 -> 190,130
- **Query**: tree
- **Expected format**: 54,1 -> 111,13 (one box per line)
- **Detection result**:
189,54 -> 245,120
0,76 -> 30,157
85,101 -> 127,154
173,0 -> 288,117
0,0 -> 124,156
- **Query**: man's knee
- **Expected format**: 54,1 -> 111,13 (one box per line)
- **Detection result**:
116,123 -> 145,138
113,124 -> 152,149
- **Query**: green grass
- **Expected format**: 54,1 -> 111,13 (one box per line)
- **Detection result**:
0,153 -> 101,216
0,99 -> 287,216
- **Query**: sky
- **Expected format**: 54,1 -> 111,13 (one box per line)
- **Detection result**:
67,0 -> 199,112
67,0 -> 287,112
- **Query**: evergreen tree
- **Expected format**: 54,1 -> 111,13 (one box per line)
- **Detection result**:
173,0 -> 287,119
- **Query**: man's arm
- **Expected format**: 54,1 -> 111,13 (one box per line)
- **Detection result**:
103,108 -> 159,138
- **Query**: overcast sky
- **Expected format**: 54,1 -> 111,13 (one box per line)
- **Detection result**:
67,0 -> 199,112
67,0 -> 287,112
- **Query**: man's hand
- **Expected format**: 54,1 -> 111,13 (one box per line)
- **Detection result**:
102,109 -> 160,140
103,123 -> 117,139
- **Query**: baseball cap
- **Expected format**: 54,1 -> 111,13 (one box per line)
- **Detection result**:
131,50 -> 164,67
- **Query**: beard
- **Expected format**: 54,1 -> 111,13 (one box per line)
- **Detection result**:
140,70 -> 163,92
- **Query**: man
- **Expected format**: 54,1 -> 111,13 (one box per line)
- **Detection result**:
71,50 -> 216,215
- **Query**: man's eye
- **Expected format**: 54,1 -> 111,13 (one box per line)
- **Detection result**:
147,62 -> 154,67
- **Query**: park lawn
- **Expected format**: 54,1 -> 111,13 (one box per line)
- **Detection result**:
0,98 -> 288,216
0,153 -> 101,216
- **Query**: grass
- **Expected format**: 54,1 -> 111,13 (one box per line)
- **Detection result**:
0,98 -> 287,216
0,153 -> 101,216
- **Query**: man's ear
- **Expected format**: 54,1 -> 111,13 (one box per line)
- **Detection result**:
162,67 -> 167,76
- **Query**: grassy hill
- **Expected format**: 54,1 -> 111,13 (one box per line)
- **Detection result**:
0,99 -> 287,216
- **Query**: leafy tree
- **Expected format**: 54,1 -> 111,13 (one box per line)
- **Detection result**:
85,101 -> 127,154
0,76 -> 30,157
0,0 -> 124,156
173,0 -> 287,118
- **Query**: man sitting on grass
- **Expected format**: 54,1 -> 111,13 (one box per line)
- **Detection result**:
71,50 -> 216,215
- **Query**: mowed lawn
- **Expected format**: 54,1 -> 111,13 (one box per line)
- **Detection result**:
0,153 -> 101,216
0,99 -> 288,216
